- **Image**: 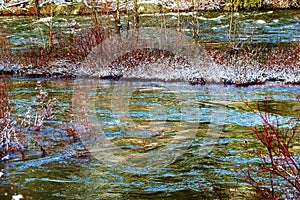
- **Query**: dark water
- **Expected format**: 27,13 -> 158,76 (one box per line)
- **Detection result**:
0,78 -> 299,199
0,9 -> 299,48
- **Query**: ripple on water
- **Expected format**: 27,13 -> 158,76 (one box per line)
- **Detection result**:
0,79 -> 299,199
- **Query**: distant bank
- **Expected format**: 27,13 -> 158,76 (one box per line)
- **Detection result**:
0,0 -> 299,16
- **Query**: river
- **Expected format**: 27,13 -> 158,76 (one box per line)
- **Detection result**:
0,78 -> 299,199
0,9 -> 299,48
0,8 -> 299,199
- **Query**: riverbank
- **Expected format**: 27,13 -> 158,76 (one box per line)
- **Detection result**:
0,0 -> 299,16
0,8 -> 299,86
0,40 -> 299,86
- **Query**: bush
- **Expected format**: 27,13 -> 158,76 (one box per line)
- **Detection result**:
236,98 -> 300,199
0,80 -> 57,161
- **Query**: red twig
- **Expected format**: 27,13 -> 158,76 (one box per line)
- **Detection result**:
238,97 -> 300,198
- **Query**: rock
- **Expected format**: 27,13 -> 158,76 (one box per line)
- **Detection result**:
188,77 -> 206,85
137,0 -> 164,14
12,194 -> 23,200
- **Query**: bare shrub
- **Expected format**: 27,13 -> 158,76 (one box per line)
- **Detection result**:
236,98 -> 300,199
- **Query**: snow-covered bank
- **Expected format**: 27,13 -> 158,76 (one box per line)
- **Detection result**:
0,46 -> 299,86
0,0 -> 299,16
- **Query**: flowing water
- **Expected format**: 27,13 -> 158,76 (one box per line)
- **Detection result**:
0,8 -> 299,199
0,78 -> 299,199
0,9 -> 299,48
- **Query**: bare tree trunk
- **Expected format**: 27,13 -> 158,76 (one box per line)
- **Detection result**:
48,21 -> 54,52
176,0 -> 181,32
190,0 -> 200,41
191,0 -> 195,39
115,0 -> 122,34
125,0 -> 130,32
48,5 -> 54,52
35,0 -> 40,19
0,80 -> 9,120
133,0 -> 139,30
91,0 -> 100,29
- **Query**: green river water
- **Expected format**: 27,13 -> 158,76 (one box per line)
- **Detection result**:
0,9 -> 299,200
0,78 -> 299,199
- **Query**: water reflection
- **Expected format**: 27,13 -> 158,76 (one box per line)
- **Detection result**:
0,9 -> 299,48
0,78 -> 299,199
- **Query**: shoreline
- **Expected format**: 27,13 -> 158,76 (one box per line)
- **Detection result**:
0,0 -> 299,17
1,72 -> 299,88
0,3 -> 299,86
0,41 -> 299,86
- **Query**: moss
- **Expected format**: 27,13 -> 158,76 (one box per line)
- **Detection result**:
70,3 -> 85,15
39,2 -> 87,16
137,2 -> 164,14
224,0 -> 262,11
